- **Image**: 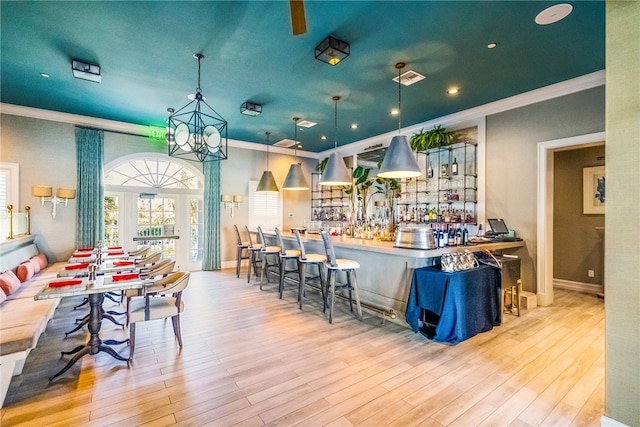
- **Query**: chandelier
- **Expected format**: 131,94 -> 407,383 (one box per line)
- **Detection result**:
167,53 -> 228,162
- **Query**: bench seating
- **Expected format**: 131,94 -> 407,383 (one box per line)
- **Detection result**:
0,236 -> 66,408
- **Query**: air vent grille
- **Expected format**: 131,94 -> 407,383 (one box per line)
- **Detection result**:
274,138 -> 297,148
392,70 -> 426,86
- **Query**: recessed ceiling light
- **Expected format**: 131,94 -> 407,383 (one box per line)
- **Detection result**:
321,136 -> 327,140
351,124 -> 358,129
487,43 -> 497,49
447,88 -> 460,95
41,73 -> 50,78
535,3 -> 573,25
390,108 -> 399,115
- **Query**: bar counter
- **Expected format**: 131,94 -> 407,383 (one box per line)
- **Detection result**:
262,230 -> 524,324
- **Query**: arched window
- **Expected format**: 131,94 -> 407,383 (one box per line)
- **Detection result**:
104,154 -> 204,271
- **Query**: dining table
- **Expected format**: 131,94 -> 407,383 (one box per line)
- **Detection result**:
34,274 -> 147,381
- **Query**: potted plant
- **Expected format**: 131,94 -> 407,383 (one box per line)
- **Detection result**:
409,125 -> 455,151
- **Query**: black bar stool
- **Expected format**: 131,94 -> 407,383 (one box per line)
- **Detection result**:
293,229 -> 326,310
275,227 -> 301,299
320,230 -> 362,324
256,226 -> 281,289
245,225 -> 262,284
233,225 -> 250,278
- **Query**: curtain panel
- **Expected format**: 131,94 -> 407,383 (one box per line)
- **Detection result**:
75,127 -> 104,248
202,161 -> 221,270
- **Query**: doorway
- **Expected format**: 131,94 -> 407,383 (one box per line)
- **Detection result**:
536,131 -> 605,306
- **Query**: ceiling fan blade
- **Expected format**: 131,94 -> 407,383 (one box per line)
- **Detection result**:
290,0 -> 307,35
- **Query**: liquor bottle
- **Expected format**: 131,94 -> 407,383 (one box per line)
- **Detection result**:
455,226 -> 462,245
451,158 -> 459,175
462,226 -> 469,245
427,162 -> 434,179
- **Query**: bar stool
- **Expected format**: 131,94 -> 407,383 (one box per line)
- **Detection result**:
320,230 -> 362,324
245,225 -> 262,284
293,229 -> 326,310
233,225 -> 250,278
274,227 -> 301,299
256,226 -> 281,290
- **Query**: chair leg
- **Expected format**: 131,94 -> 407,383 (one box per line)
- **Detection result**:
129,323 -> 136,360
278,256 -> 286,299
323,269 -> 331,314
172,315 -> 183,347
236,247 -> 242,277
318,263 -> 326,306
346,271 -> 354,313
328,270 -> 337,324
298,262 -> 306,309
350,270 -> 363,321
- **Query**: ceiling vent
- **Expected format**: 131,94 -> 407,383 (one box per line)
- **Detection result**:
297,120 -> 317,128
392,70 -> 426,86
274,138 -> 297,148
72,59 -> 101,83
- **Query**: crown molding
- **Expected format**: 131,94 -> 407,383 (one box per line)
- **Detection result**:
321,70 -> 606,158
2,70 -> 604,160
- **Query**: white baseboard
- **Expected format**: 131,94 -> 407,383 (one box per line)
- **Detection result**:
601,415 -> 630,426
553,278 -> 603,295
221,259 -> 248,270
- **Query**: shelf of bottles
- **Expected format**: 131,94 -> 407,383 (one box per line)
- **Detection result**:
310,172 -> 352,222
397,141 -> 477,227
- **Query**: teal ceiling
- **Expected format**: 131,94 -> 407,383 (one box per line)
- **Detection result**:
1,1 -> 604,152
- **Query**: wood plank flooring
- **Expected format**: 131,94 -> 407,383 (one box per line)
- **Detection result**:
1,269 -> 604,426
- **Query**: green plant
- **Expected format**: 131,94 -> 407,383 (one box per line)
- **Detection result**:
315,157 -> 329,172
409,125 -> 454,151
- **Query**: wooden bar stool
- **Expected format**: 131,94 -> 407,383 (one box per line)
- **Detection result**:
275,227 -> 301,299
233,225 -> 250,278
320,230 -> 362,324
256,226 -> 281,290
293,229 -> 326,310
245,225 -> 263,284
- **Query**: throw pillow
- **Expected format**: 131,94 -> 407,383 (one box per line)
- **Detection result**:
0,270 -> 21,295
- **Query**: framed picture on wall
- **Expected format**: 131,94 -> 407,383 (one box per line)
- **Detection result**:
583,166 -> 605,214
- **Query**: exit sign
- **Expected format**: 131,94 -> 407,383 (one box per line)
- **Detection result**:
148,126 -> 166,140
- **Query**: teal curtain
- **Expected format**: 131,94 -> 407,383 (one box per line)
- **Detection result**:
75,127 -> 104,248
202,161 -> 221,270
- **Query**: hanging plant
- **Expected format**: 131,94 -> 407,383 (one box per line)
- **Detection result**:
409,125 -> 455,151
316,157 -> 329,172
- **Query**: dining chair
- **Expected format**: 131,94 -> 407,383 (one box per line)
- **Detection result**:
128,271 -> 190,360
135,251 -> 161,268
123,259 -> 177,318
293,229 -> 326,310
256,226 -> 281,290
128,246 -> 150,258
233,225 -> 250,278
245,226 -> 263,284
274,227 -> 301,299
320,230 -> 362,324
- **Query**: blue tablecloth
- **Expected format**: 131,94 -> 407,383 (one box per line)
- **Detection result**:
405,265 -> 501,344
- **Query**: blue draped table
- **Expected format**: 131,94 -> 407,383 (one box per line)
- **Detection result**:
405,264 -> 501,344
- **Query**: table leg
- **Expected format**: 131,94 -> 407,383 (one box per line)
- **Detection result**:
50,293 -> 129,381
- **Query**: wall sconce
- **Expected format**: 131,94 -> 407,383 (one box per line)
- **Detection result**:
32,186 -> 76,218
221,194 -> 243,217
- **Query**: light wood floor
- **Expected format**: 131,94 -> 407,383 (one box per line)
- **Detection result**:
1,269 -> 604,426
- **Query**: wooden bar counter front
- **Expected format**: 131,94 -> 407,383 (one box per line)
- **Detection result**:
262,231 -> 525,324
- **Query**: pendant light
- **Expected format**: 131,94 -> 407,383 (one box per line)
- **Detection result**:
378,62 -> 422,179
256,131 -> 279,193
282,117 -> 310,190
319,96 -> 352,187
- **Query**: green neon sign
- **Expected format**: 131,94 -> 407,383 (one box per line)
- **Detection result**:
148,126 -> 166,140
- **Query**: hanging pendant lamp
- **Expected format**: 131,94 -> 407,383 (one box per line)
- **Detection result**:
256,131 -> 279,193
319,96 -> 352,187
378,62 -> 422,179
283,117 -> 310,190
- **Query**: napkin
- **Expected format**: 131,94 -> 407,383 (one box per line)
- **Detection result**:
77,247 -> 94,252
108,251 -> 125,256
65,262 -> 90,270
49,279 -> 83,287
108,246 -> 122,250
112,273 -> 139,282
72,253 -> 92,258
113,260 -> 135,266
